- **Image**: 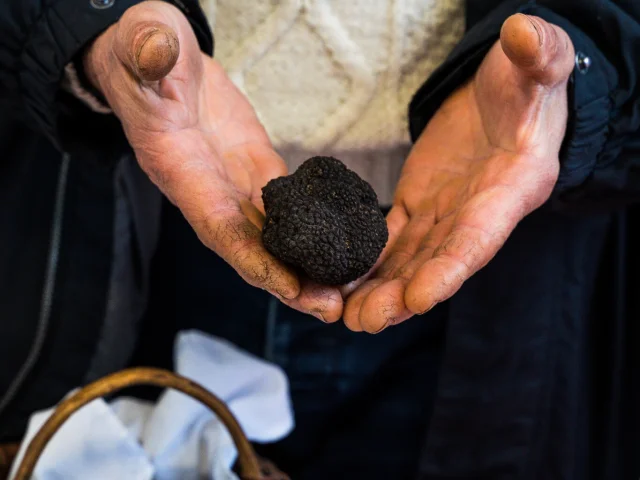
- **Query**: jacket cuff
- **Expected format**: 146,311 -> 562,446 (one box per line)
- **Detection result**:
19,0 -> 213,153
408,2 -> 616,201
62,62 -> 113,115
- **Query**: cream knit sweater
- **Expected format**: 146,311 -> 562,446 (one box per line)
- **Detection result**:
66,1 -> 465,204
201,0 -> 465,204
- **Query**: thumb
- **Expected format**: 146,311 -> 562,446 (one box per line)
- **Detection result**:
500,14 -> 575,86
115,18 -> 180,82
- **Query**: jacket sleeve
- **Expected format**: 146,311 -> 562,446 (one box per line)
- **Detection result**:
0,0 -> 213,153
409,0 -> 640,210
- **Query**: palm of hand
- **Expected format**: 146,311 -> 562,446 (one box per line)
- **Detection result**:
344,14 -> 575,333
87,1 -> 345,319
132,53 -> 285,208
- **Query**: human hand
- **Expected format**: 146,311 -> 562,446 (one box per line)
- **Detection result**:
84,1 -> 343,321
344,14 -> 575,332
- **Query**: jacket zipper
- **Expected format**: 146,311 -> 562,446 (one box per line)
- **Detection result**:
0,153 -> 70,417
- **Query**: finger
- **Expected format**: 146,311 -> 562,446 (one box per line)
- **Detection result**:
340,205 -> 408,325
242,191 -> 342,320
404,188 -> 519,314
348,214 -> 433,331
500,14 -> 575,86
392,213 -> 456,281
281,280 -> 344,323
146,151 -> 301,301
355,214 -> 454,333
374,208 -> 436,280
115,11 -> 180,82
343,279 -> 384,332
404,255 -> 467,315
405,224 -> 501,315
201,205 -> 300,300
358,279 -> 414,334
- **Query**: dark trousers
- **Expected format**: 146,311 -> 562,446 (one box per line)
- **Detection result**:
134,202 -> 446,480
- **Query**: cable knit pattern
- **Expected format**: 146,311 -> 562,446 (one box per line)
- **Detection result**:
206,0 -> 465,203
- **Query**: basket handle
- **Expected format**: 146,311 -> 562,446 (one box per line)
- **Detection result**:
12,367 -> 264,480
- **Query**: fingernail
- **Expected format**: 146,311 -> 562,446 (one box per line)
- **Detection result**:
135,28 -> 179,81
523,14 -> 543,46
370,320 -> 390,334
418,302 -> 437,316
312,312 -> 327,323
277,288 -> 297,301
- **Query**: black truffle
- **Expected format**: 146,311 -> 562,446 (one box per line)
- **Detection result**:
262,156 -> 388,285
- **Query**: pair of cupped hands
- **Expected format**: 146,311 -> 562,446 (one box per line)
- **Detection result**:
86,1 -> 575,333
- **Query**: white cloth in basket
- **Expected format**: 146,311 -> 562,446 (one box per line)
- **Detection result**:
9,330 -> 294,480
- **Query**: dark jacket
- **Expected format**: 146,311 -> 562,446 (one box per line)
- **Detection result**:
0,0 -> 212,440
410,1 -> 640,479
0,1 -> 637,479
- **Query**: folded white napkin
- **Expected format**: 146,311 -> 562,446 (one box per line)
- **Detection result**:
10,330 -> 294,480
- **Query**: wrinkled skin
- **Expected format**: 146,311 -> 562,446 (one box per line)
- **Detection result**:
342,14 -> 576,333
84,1 -> 344,322
85,3 -> 575,331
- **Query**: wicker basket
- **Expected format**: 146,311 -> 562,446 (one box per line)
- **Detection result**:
11,367 -> 288,480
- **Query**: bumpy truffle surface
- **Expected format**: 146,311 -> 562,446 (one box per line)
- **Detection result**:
262,156 -> 388,285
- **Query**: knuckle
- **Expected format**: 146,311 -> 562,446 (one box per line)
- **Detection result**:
433,226 -> 490,271
461,239 -> 485,267
237,252 -> 272,286
395,264 -> 415,282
